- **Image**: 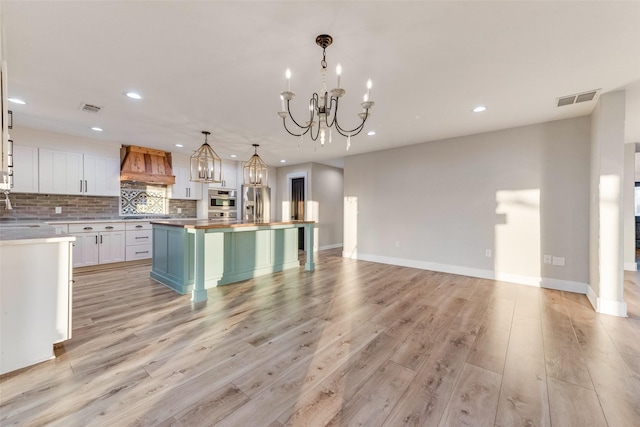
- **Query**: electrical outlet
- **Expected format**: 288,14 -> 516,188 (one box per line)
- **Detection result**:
543,255 -> 552,264
395,241 -> 400,248
552,256 -> 565,266
55,207 -> 62,214
485,249 -> 492,257
177,208 -> 182,214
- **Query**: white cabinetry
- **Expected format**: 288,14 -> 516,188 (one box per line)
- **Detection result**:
125,222 -> 153,261
209,161 -> 238,190
169,166 -> 203,200
0,235 -> 74,374
39,148 -> 119,196
69,222 -> 125,267
11,145 -> 39,193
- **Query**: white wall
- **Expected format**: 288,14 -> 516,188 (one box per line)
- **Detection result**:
344,116 -> 590,291
624,143 -> 636,271
11,126 -> 121,158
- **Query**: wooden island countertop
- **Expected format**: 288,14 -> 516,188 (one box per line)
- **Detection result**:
150,219 -> 314,230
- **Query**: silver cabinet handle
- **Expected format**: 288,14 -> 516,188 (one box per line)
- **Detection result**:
100,235 -> 103,244
135,251 -> 149,254
95,236 -> 98,244
80,180 -> 83,192
84,180 -> 87,192
105,226 -> 114,230
135,236 -> 149,239
83,226 -> 93,230
135,225 -> 143,228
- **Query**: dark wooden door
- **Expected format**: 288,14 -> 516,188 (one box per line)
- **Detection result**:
291,177 -> 305,250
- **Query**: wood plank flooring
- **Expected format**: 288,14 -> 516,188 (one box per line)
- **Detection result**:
2,249 -> 640,426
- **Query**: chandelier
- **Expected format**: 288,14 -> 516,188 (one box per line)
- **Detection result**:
243,144 -> 268,187
278,34 -> 374,150
190,131 -> 222,183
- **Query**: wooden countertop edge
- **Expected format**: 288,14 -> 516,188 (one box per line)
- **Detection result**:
150,220 -> 315,230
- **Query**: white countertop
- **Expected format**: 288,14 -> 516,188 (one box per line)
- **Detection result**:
0,222 -> 76,245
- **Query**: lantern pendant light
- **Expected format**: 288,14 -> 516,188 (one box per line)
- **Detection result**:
190,131 -> 222,183
243,144 -> 268,187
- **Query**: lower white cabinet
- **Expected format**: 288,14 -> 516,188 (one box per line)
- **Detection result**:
69,222 -> 125,267
125,222 -> 153,261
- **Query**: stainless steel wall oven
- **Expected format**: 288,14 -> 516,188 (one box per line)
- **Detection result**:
208,189 -> 237,219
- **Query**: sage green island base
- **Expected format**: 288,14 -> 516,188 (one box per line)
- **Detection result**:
150,220 -> 315,302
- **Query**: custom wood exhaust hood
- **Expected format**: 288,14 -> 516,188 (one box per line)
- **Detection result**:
120,145 -> 175,185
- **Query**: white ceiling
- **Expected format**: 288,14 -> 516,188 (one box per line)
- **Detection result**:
3,1 -> 640,168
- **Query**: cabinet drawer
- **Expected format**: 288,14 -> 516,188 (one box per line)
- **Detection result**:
126,229 -> 153,246
69,222 -> 125,233
126,244 -> 152,261
125,221 -> 152,231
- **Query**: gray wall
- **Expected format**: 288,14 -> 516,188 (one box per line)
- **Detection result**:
275,162 -> 344,250
344,116 -> 590,289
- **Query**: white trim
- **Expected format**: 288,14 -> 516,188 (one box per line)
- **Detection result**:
624,261 -> 637,271
587,284 -> 628,317
319,243 -> 343,251
348,252 -> 589,294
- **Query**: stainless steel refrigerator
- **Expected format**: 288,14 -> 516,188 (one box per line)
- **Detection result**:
241,185 -> 271,222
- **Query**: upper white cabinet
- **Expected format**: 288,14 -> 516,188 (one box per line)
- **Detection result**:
39,148 -> 119,196
209,161 -> 238,190
169,166 -> 203,200
83,154 -> 120,196
11,145 -> 39,193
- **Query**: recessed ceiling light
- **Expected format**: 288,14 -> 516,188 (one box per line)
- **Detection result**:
8,98 -> 26,105
280,159 -> 287,163
367,131 -> 376,136
125,91 -> 143,100
230,154 -> 237,158
175,144 -> 183,148
472,105 -> 487,113
91,127 -> 103,132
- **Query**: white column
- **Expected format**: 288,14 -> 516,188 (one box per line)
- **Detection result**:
588,91 -> 627,316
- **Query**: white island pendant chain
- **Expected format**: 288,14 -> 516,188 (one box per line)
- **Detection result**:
278,34 -> 374,151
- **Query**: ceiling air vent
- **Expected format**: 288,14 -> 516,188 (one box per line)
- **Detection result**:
556,89 -> 599,107
79,103 -> 102,113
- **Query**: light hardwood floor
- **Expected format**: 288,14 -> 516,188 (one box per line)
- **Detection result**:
1,249 -> 639,426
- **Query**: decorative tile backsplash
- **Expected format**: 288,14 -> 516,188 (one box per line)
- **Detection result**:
120,187 -> 167,215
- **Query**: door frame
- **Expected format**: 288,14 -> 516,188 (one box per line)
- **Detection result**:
286,171 -> 308,220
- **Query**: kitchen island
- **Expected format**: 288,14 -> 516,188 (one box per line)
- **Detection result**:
150,219 -> 315,302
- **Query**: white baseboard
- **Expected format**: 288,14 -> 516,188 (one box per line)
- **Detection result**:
319,243 -> 343,251
348,252 -> 588,294
587,284 -> 628,317
624,262 -> 638,271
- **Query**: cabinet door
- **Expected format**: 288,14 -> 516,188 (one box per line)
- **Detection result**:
72,233 -> 99,267
11,145 -> 39,193
210,161 -> 238,190
187,179 -> 203,200
99,231 -> 126,264
39,149 -> 83,195
84,155 -> 120,196
169,166 -> 188,199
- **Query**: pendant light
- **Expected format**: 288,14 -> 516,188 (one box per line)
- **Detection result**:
190,131 -> 222,183
243,144 -> 268,187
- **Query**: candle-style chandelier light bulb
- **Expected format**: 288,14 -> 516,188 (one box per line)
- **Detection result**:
278,34 -> 374,149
